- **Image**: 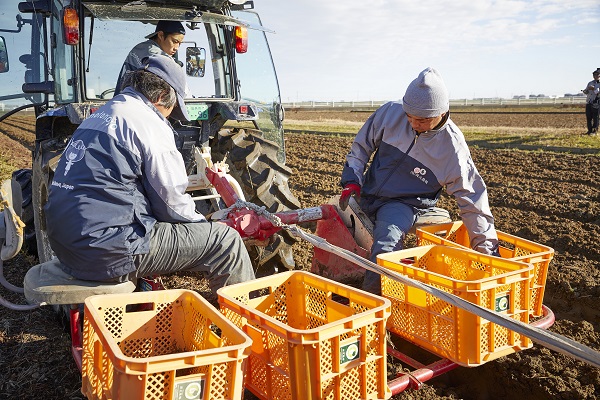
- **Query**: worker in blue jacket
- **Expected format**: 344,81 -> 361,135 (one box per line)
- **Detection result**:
46,55 -> 254,299
340,67 -> 499,295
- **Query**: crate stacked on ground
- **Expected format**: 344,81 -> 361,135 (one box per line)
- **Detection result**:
415,221 -> 554,317
81,289 -> 252,400
218,270 -> 392,400
377,245 -> 533,367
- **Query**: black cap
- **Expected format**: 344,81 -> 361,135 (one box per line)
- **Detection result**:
145,20 -> 186,39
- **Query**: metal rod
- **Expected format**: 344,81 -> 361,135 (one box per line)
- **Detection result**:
388,358 -> 458,393
190,194 -> 221,201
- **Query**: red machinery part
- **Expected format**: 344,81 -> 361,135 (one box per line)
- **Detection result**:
206,165 -> 339,241
203,167 -> 559,394
70,306 -> 83,372
311,205 -> 370,282
221,205 -> 338,241
205,165 -> 240,206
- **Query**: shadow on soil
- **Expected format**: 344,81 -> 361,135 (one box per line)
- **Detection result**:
286,130 -> 600,155
468,138 -> 600,154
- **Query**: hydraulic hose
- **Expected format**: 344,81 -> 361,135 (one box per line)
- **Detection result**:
0,293 -> 40,311
0,259 -> 24,293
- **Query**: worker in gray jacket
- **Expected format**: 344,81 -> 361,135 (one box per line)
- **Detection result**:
115,20 -> 186,96
46,55 -> 254,299
340,67 -> 499,295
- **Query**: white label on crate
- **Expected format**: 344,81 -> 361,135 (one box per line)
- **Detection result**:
173,378 -> 205,400
495,294 -> 510,312
340,340 -> 360,364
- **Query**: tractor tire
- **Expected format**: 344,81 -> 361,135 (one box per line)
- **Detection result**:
11,169 -> 36,254
211,128 -> 301,277
31,146 -> 71,329
31,149 -> 56,264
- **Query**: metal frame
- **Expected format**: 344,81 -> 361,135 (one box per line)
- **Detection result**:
387,305 -> 556,394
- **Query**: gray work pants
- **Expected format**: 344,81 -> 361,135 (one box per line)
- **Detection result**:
132,221 -> 255,294
362,202 -> 451,295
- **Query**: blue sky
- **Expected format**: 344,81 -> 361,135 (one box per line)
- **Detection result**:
254,0 -> 600,102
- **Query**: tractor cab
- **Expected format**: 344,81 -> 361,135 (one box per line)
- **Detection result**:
0,0 -> 301,273
0,0 -> 284,151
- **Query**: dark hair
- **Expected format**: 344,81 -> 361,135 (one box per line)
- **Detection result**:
121,70 -> 176,109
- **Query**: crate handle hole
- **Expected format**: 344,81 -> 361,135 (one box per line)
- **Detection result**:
331,293 -> 350,306
125,303 -> 155,312
249,287 -> 271,299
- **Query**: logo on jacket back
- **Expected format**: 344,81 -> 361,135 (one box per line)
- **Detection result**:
410,167 -> 428,185
64,139 -> 86,176
88,110 -> 118,130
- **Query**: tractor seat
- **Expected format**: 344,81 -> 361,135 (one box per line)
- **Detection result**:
24,258 -> 136,305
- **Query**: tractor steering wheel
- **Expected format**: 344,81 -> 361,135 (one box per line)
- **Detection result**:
100,88 -> 115,99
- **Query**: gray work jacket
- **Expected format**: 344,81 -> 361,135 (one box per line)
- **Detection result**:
341,101 -> 498,254
46,88 -> 203,280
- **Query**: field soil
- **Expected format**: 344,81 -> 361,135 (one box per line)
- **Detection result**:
0,110 -> 599,399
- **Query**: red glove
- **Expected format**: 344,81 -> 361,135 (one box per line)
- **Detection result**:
339,183 -> 361,211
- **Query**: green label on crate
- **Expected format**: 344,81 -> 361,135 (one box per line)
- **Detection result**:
186,104 -> 209,120
495,294 -> 510,312
173,378 -> 205,400
340,340 -> 360,364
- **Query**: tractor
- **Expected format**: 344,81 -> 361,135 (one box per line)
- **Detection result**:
0,0 -> 301,277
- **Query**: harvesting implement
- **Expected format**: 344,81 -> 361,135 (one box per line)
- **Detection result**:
0,156 -> 599,397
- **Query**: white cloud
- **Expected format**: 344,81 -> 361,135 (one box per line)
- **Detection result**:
256,0 -> 599,101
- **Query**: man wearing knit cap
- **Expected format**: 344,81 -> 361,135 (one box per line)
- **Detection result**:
46,55 -> 255,302
340,67 -> 499,295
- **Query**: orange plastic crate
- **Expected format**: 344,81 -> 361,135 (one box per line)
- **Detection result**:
217,270 -> 391,400
82,289 -> 252,400
378,245 -> 533,367
415,221 -> 554,317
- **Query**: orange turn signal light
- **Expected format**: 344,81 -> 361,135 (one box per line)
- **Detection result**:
235,26 -> 247,53
63,8 -> 79,45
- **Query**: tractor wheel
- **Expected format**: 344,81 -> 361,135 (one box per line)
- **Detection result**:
11,169 -> 36,255
211,128 -> 301,277
31,150 -> 55,263
31,149 -> 70,328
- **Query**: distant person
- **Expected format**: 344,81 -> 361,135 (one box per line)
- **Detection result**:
583,68 -> 600,135
115,20 -> 186,96
339,67 -> 499,295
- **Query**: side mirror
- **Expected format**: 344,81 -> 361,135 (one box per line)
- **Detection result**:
0,37 -> 9,73
185,47 -> 206,78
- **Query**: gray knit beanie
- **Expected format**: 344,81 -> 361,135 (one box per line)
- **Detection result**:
402,67 -> 449,118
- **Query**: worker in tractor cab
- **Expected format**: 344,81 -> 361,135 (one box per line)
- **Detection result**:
114,20 -> 186,96
45,55 -> 255,302
339,67 -> 499,295
0,45 -> 7,73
